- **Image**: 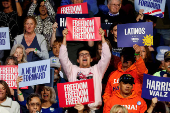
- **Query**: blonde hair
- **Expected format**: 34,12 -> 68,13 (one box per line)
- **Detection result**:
110,105 -> 128,113
10,44 -> 27,63
42,86 -> 56,104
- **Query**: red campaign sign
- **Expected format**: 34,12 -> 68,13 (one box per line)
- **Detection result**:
57,79 -> 95,107
0,65 -> 28,89
57,2 -> 88,14
66,17 -> 101,41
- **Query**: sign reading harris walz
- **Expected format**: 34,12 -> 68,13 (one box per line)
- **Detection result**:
135,0 -> 166,18
142,74 -> 170,102
56,3 -> 89,36
117,22 -> 153,47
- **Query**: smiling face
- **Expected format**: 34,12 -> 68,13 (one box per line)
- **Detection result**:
2,0 -> 11,8
39,1 -> 47,16
77,50 -> 93,68
13,48 -> 23,63
52,42 -> 61,57
24,18 -> 36,33
41,88 -> 51,102
0,84 -> 6,102
108,0 -> 121,14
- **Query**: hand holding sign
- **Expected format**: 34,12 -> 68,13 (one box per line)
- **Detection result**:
151,97 -> 158,107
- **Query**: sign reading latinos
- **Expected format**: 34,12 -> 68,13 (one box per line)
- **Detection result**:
56,3 -> 89,36
142,74 -> 170,102
57,2 -> 88,14
18,59 -> 50,87
0,65 -> 27,89
66,17 -> 101,41
135,0 -> 166,18
117,22 -> 153,47
0,27 -> 10,50
57,79 -> 94,107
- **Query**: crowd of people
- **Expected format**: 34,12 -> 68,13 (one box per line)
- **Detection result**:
0,0 -> 170,113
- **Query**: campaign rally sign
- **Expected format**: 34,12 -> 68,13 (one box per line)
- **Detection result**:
156,46 -> 170,61
0,27 -> 10,50
66,17 -> 101,41
18,59 -> 50,87
0,65 -> 27,89
142,74 -> 170,102
56,14 -> 89,36
56,3 -> 89,36
117,22 -> 153,47
57,79 -> 95,107
135,0 -> 166,18
57,2 -> 88,14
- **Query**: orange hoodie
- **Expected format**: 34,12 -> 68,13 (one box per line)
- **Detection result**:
103,91 -> 147,113
103,57 -> 148,103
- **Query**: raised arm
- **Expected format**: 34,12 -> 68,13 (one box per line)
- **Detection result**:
50,22 -> 58,47
17,76 -> 24,102
96,28 -> 111,79
27,0 -> 37,16
44,0 -> 55,21
15,0 -> 23,16
59,28 -> 74,81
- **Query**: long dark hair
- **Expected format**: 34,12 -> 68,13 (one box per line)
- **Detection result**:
0,80 -> 11,98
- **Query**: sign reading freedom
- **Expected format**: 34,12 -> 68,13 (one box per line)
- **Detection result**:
0,65 -> 27,89
66,17 -> 101,41
57,79 -> 95,107
57,2 -> 88,14
142,74 -> 170,102
18,59 -> 50,87
117,22 -> 153,47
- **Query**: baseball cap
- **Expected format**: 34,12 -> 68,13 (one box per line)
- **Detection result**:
119,74 -> 135,85
164,51 -> 170,62
50,57 -> 61,68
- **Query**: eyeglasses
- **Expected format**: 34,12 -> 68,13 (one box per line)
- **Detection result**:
79,53 -> 90,57
110,4 -> 121,7
29,103 -> 41,107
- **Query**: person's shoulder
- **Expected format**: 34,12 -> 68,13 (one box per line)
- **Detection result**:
153,70 -> 165,77
36,33 -> 46,40
15,34 -> 24,40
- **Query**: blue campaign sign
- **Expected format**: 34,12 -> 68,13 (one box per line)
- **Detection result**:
56,14 -> 89,36
0,27 -> 10,50
135,0 -> 166,18
142,74 -> 170,102
117,22 -> 153,47
156,46 -> 170,61
18,59 -> 50,87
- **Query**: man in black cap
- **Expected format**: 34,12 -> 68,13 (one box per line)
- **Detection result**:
103,45 -> 148,103
103,74 -> 147,113
154,51 -> 170,77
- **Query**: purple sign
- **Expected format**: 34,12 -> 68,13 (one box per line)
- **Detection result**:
117,22 -> 153,47
142,74 -> 170,102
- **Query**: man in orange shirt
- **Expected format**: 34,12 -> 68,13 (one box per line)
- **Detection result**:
103,45 -> 148,103
103,74 -> 147,113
